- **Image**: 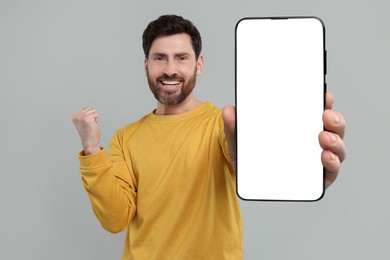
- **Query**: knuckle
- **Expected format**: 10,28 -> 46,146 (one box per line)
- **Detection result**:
72,113 -> 81,122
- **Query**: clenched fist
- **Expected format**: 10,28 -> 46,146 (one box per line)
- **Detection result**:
72,107 -> 101,155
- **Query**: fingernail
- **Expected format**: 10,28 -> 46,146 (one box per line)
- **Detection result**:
328,133 -> 336,143
332,111 -> 339,124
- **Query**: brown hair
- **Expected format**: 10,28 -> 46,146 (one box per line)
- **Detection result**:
142,15 -> 202,59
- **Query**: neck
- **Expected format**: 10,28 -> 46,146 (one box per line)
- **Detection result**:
155,93 -> 203,115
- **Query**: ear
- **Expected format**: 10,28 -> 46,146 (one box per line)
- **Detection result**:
196,54 -> 204,76
144,56 -> 148,75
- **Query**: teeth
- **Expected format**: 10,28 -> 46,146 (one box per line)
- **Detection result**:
161,80 -> 181,85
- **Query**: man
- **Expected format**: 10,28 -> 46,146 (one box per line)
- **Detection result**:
72,15 -> 346,260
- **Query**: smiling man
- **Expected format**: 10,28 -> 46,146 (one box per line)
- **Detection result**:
145,32 -> 203,113
72,15 -> 346,260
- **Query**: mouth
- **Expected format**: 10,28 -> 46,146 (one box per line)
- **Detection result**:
160,80 -> 183,86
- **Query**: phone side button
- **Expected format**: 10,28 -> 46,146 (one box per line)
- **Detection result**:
324,50 -> 327,75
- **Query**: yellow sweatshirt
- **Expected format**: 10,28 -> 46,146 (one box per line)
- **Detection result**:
78,102 -> 243,259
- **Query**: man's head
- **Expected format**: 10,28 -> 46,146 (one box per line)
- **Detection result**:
143,15 -> 204,106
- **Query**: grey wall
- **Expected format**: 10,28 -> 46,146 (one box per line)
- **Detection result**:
1,0 -> 389,259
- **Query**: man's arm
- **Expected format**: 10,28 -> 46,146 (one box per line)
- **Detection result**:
72,108 -> 137,233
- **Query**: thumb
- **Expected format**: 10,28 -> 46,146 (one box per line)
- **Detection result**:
222,105 -> 236,139
222,105 -> 236,171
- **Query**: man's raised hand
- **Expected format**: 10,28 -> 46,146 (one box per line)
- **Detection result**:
72,107 -> 101,155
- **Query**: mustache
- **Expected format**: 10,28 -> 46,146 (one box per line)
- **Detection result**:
156,75 -> 184,81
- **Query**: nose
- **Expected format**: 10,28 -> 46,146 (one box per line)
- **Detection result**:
163,60 -> 177,77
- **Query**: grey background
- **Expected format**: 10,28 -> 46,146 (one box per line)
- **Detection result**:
0,0 -> 388,259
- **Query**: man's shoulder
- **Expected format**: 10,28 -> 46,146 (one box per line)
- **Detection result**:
113,113 -> 150,139
198,101 -> 223,118
202,102 -> 224,122
122,114 -> 149,131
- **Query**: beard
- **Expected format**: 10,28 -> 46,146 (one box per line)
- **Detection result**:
147,67 -> 197,105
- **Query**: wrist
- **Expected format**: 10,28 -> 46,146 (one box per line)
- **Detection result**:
82,145 -> 101,155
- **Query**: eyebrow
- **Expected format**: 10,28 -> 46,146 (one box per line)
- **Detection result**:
151,52 -> 192,58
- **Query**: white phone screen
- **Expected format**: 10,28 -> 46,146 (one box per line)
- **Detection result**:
236,17 -> 326,201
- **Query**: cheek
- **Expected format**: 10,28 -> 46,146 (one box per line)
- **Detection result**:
146,64 -> 163,77
145,66 -> 155,78
180,64 -> 197,76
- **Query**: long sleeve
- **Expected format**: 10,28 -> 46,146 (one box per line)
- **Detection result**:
77,104 -> 243,259
78,129 -> 137,233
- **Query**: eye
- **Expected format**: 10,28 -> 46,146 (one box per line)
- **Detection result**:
153,55 -> 165,61
177,55 -> 190,62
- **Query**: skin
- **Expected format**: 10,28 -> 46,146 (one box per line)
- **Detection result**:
145,34 -> 204,115
72,33 -> 346,189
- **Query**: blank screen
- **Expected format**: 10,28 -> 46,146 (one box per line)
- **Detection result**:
236,17 -> 325,201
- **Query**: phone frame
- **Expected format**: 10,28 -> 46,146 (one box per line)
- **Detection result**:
235,16 -> 327,202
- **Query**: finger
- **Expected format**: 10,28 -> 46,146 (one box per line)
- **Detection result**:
321,150 -> 340,189
72,108 -> 99,124
325,91 -> 334,110
222,106 -> 236,139
318,131 -> 347,162
323,109 -> 345,139
81,107 -> 97,114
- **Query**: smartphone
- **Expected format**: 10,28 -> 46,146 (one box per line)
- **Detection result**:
235,17 -> 326,201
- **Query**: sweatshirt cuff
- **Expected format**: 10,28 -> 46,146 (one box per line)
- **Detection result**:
78,147 -> 109,169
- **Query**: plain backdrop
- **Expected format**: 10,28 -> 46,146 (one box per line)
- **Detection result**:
1,0 -> 389,259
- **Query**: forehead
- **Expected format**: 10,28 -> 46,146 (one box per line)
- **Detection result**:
149,33 -> 194,55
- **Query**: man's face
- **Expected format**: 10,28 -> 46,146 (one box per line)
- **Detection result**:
145,33 -> 204,105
